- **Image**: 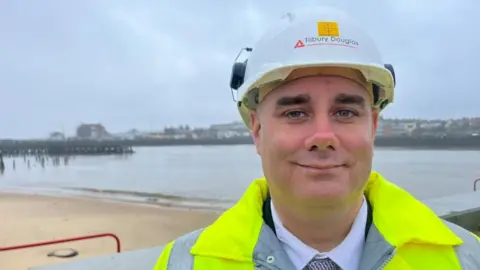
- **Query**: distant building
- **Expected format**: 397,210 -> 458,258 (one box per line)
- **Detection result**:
376,120 -> 388,137
469,118 -> 480,130
192,128 -> 215,139
445,118 -> 472,136
76,124 -> 109,139
377,119 -> 408,137
112,129 -> 144,140
48,132 -> 65,141
419,121 -> 443,129
164,125 -> 191,136
404,122 -> 417,136
209,121 -> 249,138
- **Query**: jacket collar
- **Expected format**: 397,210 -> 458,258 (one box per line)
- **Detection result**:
191,172 -> 462,262
363,172 -> 461,247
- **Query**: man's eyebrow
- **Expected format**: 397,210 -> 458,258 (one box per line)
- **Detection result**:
275,94 -> 310,107
334,93 -> 366,107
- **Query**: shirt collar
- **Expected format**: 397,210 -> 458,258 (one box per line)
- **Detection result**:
271,197 -> 368,270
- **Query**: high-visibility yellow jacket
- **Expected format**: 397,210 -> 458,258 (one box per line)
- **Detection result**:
154,172 -> 480,269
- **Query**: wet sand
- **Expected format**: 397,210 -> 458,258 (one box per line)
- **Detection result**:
0,192 -> 221,270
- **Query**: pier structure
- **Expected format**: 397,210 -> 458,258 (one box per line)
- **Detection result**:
0,140 -> 134,157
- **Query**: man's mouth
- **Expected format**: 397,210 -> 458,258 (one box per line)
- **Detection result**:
295,162 -> 345,170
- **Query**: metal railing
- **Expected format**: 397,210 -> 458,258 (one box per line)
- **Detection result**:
0,233 -> 121,253
474,178 -> 480,192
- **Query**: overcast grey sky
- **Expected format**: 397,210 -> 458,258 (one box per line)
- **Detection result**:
0,0 -> 478,138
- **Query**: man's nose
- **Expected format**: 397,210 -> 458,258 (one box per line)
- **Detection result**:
303,116 -> 338,151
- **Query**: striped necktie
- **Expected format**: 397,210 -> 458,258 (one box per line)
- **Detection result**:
305,257 -> 341,270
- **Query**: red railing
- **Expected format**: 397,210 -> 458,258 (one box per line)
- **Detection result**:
474,178 -> 480,192
0,233 -> 121,253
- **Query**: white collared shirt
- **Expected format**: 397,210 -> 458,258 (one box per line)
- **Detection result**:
271,197 -> 368,270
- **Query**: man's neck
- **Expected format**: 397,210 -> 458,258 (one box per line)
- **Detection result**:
271,195 -> 364,252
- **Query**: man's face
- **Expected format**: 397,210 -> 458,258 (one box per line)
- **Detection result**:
250,75 -> 378,204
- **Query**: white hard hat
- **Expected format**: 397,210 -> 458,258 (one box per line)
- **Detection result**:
229,6 -> 396,129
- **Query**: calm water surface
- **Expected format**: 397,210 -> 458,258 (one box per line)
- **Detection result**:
0,146 -> 479,204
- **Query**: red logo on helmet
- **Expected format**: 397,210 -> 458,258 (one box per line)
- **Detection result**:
294,40 -> 305,48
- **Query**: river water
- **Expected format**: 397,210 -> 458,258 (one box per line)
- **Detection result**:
0,146 -> 479,208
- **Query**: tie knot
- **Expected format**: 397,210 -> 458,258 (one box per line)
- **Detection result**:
306,256 -> 340,270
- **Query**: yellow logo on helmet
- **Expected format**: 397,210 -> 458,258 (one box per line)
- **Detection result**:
317,22 -> 339,37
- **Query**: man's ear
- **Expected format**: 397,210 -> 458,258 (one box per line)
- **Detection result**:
372,109 -> 380,138
250,110 -> 262,155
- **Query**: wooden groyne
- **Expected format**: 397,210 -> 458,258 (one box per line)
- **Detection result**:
0,140 -> 134,157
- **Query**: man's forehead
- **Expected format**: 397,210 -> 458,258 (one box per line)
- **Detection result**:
274,92 -> 367,109
264,75 -> 371,102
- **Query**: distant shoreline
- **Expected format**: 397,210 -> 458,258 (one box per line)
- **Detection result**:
0,185 -> 232,212
1,135 -> 480,153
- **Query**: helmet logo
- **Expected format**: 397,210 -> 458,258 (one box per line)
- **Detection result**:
294,21 -> 358,49
317,22 -> 339,37
294,40 -> 305,48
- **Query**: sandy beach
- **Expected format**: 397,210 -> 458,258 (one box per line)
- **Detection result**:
0,192 -> 221,270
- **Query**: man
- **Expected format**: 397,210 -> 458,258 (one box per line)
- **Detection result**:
154,6 -> 480,270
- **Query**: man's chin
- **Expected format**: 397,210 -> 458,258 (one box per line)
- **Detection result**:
296,181 -> 351,200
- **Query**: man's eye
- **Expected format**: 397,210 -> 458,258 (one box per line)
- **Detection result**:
335,109 -> 357,118
285,111 -> 306,119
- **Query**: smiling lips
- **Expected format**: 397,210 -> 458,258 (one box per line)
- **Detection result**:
295,162 -> 345,170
